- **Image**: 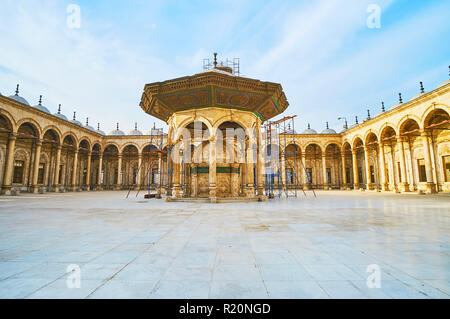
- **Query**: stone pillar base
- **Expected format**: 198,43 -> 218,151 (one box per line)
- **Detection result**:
114,185 -> 121,191
258,195 -> 267,202
1,186 -> 13,195
96,185 -> 103,191
172,184 -> 181,198
323,185 -> 329,190
245,186 -> 255,197
209,184 -> 217,199
399,182 -> 410,193
52,185 -> 60,192
31,185 -> 40,194
422,182 -> 436,194
353,184 -> 359,190
366,183 -> 374,191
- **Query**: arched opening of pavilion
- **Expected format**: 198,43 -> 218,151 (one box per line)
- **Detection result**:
304,143 -> 322,189
324,143 -> 341,189
61,134 -> 77,191
42,128 -> 60,191
380,126 -> 397,191
15,122 -> 40,192
103,144 -> 119,190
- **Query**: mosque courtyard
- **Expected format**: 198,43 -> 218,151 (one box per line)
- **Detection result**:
0,190 -> 449,299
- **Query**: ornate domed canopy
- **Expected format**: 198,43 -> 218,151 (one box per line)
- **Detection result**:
302,123 -> 317,134
109,123 -> 125,136
33,95 -> 51,114
140,54 -> 289,123
8,84 -> 30,105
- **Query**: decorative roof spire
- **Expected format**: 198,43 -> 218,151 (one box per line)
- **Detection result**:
58,104 -> 61,114
38,95 -> 42,105
97,123 -> 100,130
117,122 -> 119,130
326,121 -> 329,129
420,81 -> 424,94
381,101 -> 385,112
355,116 -> 359,124
73,111 -> 76,121
135,122 -> 138,130
213,52 -> 217,68
15,84 -> 19,96
307,123 -> 311,129
367,109 -> 371,119
86,117 -> 89,126
398,93 -> 403,104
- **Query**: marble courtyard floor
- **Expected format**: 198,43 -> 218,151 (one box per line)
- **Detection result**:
0,190 -> 449,299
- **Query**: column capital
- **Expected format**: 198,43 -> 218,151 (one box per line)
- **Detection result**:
8,132 -> 17,140
397,136 -> 406,142
420,130 -> 430,137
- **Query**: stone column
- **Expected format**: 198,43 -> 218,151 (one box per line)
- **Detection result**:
322,154 -> 328,190
397,137 -> 409,192
31,140 -> 42,193
421,131 -> 436,193
172,161 -> 181,198
97,154 -> 103,190
280,152 -> 286,190
156,152 -> 162,197
341,152 -> 347,190
191,164 -> 198,197
52,145 -> 62,192
136,153 -> 142,190
231,163 -> 240,197
1,133 -> 17,195
378,143 -> 389,191
256,128 -> 265,197
71,149 -> 78,192
116,154 -> 122,190
302,154 -> 308,190
364,146 -> 373,190
352,150 -> 359,190
85,151 -> 92,191
209,137 -> 217,202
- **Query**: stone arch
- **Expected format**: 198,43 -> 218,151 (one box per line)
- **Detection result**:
422,105 -> 450,128
420,103 -> 450,128
17,119 -> 41,139
284,143 -> 301,157
79,138 -> 91,151
103,142 -> 120,154
91,141 -> 102,153
379,125 -> 397,142
177,117 -> 213,140
323,140 -> 343,152
61,132 -> 78,147
42,125 -> 63,143
120,142 -> 140,153
378,123 -> 398,139
365,131 -> 378,146
399,118 -> 421,135
397,114 -> 422,132
304,142 -> 323,153
0,108 -> 17,132
78,137 -> 92,149
352,135 -> 364,148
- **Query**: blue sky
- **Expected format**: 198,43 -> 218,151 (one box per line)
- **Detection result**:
0,0 -> 449,134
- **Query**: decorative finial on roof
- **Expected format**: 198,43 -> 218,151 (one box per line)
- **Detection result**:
116,122 -> 119,130
307,123 -> 311,129
288,123 -> 291,131
153,122 -> 156,129
355,116 -> 359,124
97,123 -> 100,130
448,65 -> 450,78
326,122 -> 329,129
367,109 -> 371,120
381,101 -> 385,112
58,104 -> 61,114
398,93 -> 403,104
135,122 -> 137,130
73,111 -> 76,121
420,81 -> 424,94
213,53 -> 217,68
38,95 -> 42,105
15,84 -> 19,96
86,117 -> 89,126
